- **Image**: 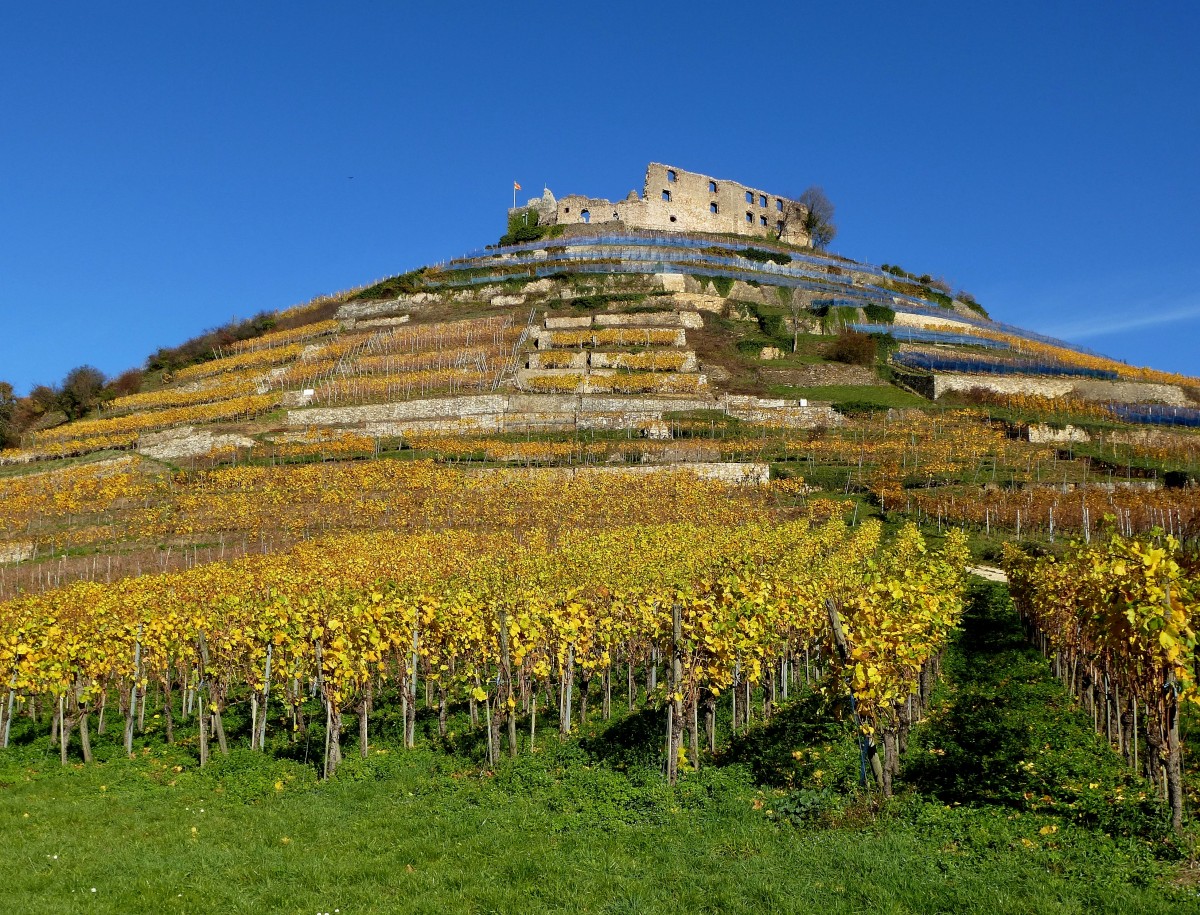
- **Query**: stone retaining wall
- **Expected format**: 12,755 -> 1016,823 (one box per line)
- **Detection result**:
353,315 -> 412,330
472,461 -> 771,485
292,395 -> 511,427
588,351 -> 699,371
1025,423 -> 1092,444
892,312 -> 972,331
1024,423 -> 1200,449
526,351 -> 589,369
338,292 -> 439,322
288,391 -> 837,436
593,311 -> 704,329
535,328 -> 688,349
544,316 -> 593,330
0,541 -> 35,564
137,426 -> 257,461
665,291 -> 725,313
930,373 -> 1190,405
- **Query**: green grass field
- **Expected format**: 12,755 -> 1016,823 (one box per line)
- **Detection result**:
766,383 -> 931,411
3,582 -> 1197,914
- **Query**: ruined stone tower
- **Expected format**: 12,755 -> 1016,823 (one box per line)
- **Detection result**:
510,164 -> 811,246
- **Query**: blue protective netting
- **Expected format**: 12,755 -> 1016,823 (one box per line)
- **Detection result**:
431,234 -> 1116,361
892,350 -> 1118,380
1107,403 -> 1200,428
848,324 -> 1010,349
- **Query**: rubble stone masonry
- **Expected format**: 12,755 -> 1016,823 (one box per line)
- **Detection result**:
512,163 -> 811,246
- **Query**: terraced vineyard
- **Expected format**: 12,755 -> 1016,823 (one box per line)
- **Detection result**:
4,224 -> 1200,912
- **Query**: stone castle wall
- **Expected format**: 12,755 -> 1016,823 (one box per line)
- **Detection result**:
514,163 -> 810,246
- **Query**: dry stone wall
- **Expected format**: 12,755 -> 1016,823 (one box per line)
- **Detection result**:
1023,423 -> 1200,451
0,541 -> 35,564
720,395 -> 843,426
137,426 -> 258,461
472,462 -> 771,485
892,312 -> 972,331
929,373 -> 1190,405
1025,423 -> 1092,444
287,391 -> 837,437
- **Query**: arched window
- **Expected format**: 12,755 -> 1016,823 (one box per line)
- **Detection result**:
709,181 -> 717,193
776,199 -> 783,211
745,212 -> 753,223
662,189 -> 671,202
745,191 -> 753,204
667,169 -> 677,183
581,209 -> 590,224
759,194 -> 767,207
760,215 -> 767,227
710,202 -> 718,214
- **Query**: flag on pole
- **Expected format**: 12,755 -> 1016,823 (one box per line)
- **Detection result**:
513,181 -> 522,190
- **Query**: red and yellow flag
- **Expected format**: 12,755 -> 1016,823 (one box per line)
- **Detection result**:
513,181 -> 522,190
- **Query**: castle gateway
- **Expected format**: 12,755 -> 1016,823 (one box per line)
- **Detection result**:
512,163 -> 811,246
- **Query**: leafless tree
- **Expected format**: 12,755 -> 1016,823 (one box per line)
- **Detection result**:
784,293 -> 806,353
775,186 -> 837,250
797,187 -> 837,250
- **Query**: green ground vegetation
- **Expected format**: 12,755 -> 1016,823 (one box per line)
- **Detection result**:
3,582 -> 1197,913
766,384 -> 931,411
347,270 -> 428,302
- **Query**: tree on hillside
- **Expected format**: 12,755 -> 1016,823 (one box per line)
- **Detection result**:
776,186 -> 838,250
826,329 -> 877,366
57,365 -> 106,421
6,385 -> 57,440
0,382 -> 16,448
783,293 -> 806,353
28,384 -> 58,414
797,187 -> 837,250
104,368 -> 144,400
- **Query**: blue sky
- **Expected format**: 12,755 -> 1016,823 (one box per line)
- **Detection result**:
1,2 -> 1197,394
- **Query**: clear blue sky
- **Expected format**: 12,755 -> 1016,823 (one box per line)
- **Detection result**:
2,2 -> 1197,395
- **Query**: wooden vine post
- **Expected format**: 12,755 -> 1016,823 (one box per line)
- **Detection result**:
667,601 -> 684,785
498,609 -> 517,759
124,624 -> 143,757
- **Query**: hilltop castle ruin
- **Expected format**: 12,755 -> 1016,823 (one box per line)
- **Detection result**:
511,163 -> 811,246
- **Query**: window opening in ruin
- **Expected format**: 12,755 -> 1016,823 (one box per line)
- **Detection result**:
759,194 -> 767,207
710,202 -> 718,214
564,207 -> 570,213
613,212 -> 618,218
760,215 -> 768,227
745,212 -> 753,223
745,191 -> 753,203
709,181 -> 717,193
667,169 -> 677,182
776,220 -> 784,233
662,189 -> 671,202
581,209 -> 590,223
670,215 -> 677,222
776,199 -> 783,211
